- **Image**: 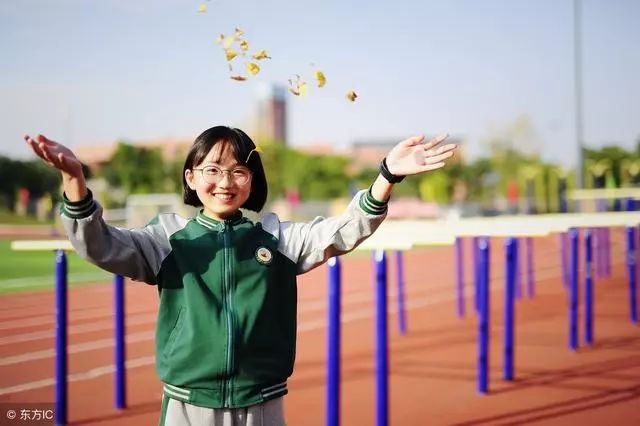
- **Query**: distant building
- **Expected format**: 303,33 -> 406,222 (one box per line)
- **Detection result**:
74,137 -> 191,171
253,83 -> 287,145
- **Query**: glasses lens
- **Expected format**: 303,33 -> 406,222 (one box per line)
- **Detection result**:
233,169 -> 250,185
202,166 -> 222,183
200,166 -> 251,185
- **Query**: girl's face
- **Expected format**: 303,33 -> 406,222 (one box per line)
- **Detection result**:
185,142 -> 252,221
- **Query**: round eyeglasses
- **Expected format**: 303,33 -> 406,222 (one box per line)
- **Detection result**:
193,165 -> 252,186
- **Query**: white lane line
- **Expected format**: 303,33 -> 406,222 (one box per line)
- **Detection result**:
0,356 -> 155,396
0,304 -> 155,331
0,266 -> 566,346
0,284 -> 438,346
0,331 -> 155,366
0,290 -> 461,395
0,313 -> 157,346
0,276 -> 574,397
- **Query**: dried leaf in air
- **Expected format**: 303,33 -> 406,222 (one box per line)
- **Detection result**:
239,40 -> 249,52
299,82 -> 309,97
252,50 -> 271,60
246,62 -> 260,76
230,75 -> 248,81
225,48 -> 238,61
234,28 -> 245,38
290,82 -> 308,97
315,70 -> 326,88
222,36 -> 236,49
346,90 -> 358,102
215,34 -> 225,45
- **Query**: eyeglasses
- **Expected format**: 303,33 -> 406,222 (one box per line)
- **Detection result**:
192,165 -> 252,186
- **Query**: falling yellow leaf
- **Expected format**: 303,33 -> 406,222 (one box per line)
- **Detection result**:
252,50 -> 271,60
246,62 -> 260,76
234,27 -> 245,38
299,82 -> 308,97
198,3 -> 207,13
222,36 -> 236,49
254,145 -> 264,153
288,75 -> 305,96
346,90 -> 358,102
315,70 -> 326,88
239,40 -> 249,51
230,75 -> 247,81
289,82 -> 308,97
225,48 -> 238,61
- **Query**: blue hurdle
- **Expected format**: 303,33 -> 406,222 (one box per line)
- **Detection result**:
11,240 -> 127,425
326,257 -> 341,426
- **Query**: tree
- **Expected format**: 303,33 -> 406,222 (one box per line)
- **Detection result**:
418,172 -> 451,204
100,142 -> 168,194
0,156 -> 61,211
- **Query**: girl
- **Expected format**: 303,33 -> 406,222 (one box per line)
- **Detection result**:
25,126 -> 456,426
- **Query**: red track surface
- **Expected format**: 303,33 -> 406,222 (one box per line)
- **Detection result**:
1,232 -> 640,425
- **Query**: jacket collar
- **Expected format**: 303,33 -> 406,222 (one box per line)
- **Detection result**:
195,210 -> 244,231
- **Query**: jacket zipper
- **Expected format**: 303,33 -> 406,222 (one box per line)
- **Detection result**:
222,221 -> 235,407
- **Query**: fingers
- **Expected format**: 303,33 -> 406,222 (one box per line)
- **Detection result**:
421,162 -> 446,172
423,133 -> 449,150
425,143 -> 457,158
401,135 -> 425,147
39,141 -> 55,163
24,135 -> 49,162
36,134 -> 56,145
424,150 -> 454,165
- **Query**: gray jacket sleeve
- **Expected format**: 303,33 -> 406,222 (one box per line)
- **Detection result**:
59,190 -> 180,284
261,189 -> 388,274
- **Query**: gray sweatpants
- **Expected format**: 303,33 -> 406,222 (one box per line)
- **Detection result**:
159,396 -> 286,426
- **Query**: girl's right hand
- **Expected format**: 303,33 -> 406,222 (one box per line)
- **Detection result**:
24,134 -> 84,180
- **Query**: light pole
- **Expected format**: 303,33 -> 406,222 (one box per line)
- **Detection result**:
574,0 -> 585,188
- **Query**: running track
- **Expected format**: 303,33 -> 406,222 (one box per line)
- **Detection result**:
1,232 -> 640,425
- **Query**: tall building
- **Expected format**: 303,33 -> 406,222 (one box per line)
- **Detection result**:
254,83 -> 287,145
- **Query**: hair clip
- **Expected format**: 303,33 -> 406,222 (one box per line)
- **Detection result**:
245,145 -> 263,163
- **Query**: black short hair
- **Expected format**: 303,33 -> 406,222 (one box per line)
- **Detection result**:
182,126 -> 268,212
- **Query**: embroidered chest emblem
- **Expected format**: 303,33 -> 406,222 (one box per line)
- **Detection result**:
255,246 -> 273,265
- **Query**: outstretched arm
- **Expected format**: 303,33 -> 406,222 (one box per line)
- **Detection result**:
272,133 -> 457,274
24,134 -> 174,284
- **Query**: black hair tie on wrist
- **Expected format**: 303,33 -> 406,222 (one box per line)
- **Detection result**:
379,157 -> 405,184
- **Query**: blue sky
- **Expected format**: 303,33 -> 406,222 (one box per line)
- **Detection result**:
1,0 -> 638,168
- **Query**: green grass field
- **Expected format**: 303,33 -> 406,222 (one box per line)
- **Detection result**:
0,209 -> 54,225
0,240 -> 111,295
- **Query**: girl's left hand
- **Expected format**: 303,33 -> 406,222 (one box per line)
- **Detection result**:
385,134 -> 457,177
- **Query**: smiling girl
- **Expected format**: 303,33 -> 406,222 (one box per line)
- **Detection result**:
25,125 -> 456,426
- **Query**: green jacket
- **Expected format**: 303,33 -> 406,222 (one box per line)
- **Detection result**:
61,189 -> 387,408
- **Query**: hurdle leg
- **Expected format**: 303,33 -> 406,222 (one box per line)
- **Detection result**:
114,275 -> 126,409
327,258 -> 341,426
503,238 -> 516,381
455,237 -> 465,318
395,251 -> 407,335
374,250 -> 388,426
55,250 -> 68,426
584,230 -> 594,345
477,238 -> 490,394
569,228 -> 579,351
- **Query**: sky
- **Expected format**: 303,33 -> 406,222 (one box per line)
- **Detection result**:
1,0 -> 639,169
